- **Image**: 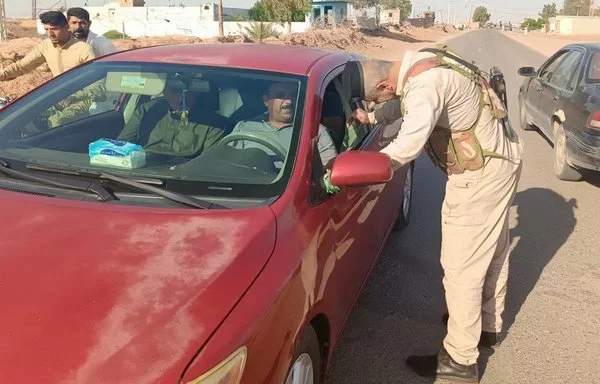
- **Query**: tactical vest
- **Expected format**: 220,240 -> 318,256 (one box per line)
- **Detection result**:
400,45 -> 508,175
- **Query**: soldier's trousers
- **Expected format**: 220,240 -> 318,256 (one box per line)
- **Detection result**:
441,162 -> 522,365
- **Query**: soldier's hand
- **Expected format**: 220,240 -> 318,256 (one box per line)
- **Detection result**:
347,108 -> 371,125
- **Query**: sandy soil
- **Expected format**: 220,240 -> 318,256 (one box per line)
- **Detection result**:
505,30 -> 600,57
0,19 -> 459,99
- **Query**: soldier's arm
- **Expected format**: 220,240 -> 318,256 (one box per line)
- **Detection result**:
380,78 -> 445,169
0,44 -> 46,80
368,98 -> 402,126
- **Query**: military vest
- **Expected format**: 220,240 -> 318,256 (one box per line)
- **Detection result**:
400,45 -> 508,175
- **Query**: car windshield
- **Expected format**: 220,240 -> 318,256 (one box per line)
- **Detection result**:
0,61 -> 307,201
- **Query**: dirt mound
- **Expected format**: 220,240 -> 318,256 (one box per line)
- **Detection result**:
112,35 -> 205,50
5,20 -> 38,39
278,26 -> 370,50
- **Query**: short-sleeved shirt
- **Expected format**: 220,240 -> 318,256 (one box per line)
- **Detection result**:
230,114 -> 337,166
117,99 -> 226,158
86,31 -> 117,57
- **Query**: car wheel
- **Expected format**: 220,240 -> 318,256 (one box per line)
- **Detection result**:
285,326 -> 321,384
553,121 -> 583,181
519,97 -> 534,131
393,161 -> 414,232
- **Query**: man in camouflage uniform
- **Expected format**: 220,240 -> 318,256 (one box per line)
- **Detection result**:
345,46 -> 524,383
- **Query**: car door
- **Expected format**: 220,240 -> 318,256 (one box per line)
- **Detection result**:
307,68 -> 405,331
539,48 -> 584,138
528,50 -> 570,129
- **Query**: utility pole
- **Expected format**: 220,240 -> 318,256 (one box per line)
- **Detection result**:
217,0 -> 223,37
32,0 -> 37,19
447,0 -> 450,24
590,0 -> 596,16
0,0 -> 6,41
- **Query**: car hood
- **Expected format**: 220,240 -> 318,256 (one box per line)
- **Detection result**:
0,192 -> 276,383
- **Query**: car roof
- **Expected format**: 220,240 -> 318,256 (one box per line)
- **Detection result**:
97,43 -> 356,75
562,42 -> 600,51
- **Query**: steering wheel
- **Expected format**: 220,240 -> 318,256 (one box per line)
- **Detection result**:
218,132 -> 288,161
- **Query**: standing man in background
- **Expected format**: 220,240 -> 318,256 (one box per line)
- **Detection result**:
0,11 -> 95,81
67,7 -> 117,57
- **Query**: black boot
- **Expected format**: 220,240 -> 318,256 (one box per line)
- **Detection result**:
442,312 -> 502,348
406,348 -> 479,383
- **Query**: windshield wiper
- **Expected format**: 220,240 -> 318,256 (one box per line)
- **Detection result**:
25,163 -> 225,210
0,159 -> 115,201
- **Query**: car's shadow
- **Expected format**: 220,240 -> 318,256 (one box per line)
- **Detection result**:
325,157 -> 577,383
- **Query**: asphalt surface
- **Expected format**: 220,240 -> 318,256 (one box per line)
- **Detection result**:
325,30 -> 600,384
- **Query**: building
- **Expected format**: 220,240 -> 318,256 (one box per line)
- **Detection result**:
548,15 -> 600,35
309,0 -> 378,28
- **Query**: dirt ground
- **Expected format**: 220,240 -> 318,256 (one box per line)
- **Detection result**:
505,29 -> 600,57
0,19 -> 459,99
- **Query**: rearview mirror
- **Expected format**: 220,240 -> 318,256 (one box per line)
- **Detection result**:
330,151 -> 393,187
518,67 -> 536,77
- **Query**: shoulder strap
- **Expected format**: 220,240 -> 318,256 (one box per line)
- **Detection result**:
419,44 -> 482,75
402,57 -> 447,87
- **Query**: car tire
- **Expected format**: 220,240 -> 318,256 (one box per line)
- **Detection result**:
393,161 -> 414,232
553,121 -> 583,182
284,325 -> 322,384
519,97 -> 534,131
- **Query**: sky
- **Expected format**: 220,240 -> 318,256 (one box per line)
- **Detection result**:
5,0 -> 552,23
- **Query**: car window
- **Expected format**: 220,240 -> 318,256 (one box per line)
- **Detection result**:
549,50 -> 583,90
0,62 -> 308,200
319,74 -> 370,152
587,51 -> 600,83
538,51 -> 569,83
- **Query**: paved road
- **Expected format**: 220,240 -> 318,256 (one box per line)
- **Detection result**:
325,30 -> 600,384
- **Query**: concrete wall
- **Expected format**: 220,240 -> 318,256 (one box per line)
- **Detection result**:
36,4 -> 309,38
550,16 -> 600,35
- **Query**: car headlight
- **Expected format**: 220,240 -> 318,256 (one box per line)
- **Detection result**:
185,346 -> 247,384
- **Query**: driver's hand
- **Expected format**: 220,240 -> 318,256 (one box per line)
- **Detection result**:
347,108 -> 371,125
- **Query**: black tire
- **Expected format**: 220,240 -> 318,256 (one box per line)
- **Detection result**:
393,162 -> 414,232
519,96 -> 535,131
285,326 -> 322,384
553,121 -> 583,181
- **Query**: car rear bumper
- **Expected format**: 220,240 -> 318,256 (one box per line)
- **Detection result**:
567,130 -> 600,170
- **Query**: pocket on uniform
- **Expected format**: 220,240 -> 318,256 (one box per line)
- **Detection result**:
441,179 -> 486,226
172,130 -> 201,156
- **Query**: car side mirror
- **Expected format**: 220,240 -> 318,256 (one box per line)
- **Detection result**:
518,67 -> 536,77
330,151 -> 393,187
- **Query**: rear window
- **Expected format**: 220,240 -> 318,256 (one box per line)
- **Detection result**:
587,51 -> 600,83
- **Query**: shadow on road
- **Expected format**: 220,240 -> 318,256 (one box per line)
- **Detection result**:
502,188 -> 577,332
325,181 -> 577,383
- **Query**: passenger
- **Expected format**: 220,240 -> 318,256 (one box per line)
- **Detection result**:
117,73 -> 227,158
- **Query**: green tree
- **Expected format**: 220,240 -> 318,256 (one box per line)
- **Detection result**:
539,3 -> 558,19
261,0 -> 311,32
560,0 -> 587,15
381,0 -> 412,23
242,21 -> 281,41
472,6 -> 491,28
249,1 -> 269,21
521,17 -> 547,30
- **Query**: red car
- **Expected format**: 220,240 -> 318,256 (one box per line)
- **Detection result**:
0,43 -> 413,384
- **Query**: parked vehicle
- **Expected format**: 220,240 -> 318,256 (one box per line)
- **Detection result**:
0,43 -> 413,383
518,43 -> 600,181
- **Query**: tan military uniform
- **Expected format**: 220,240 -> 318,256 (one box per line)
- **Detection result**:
0,36 -> 95,80
377,50 -> 524,365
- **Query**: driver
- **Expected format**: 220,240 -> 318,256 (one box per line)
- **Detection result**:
117,73 -> 227,158
228,81 -> 337,166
